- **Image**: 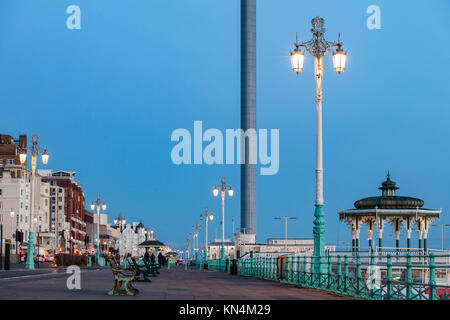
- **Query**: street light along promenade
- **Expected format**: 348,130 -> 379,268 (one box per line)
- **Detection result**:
289,17 -> 347,272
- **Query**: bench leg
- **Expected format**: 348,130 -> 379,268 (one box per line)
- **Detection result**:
124,278 -> 139,296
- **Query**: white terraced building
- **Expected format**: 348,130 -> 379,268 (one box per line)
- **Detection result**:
119,222 -> 146,257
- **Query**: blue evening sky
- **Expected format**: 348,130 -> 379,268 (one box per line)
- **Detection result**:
1,0 -> 449,250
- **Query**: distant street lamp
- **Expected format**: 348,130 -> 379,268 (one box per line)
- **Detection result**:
90,195 -> 106,262
113,213 -> 126,232
213,177 -> 234,260
200,207 -> 214,263
431,224 -> 450,251
289,17 -> 347,272
113,213 -> 126,255
19,135 -> 49,270
274,216 -> 297,251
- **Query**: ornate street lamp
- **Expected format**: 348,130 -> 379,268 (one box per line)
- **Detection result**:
113,213 -> 126,232
19,135 -> 50,270
289,17 -> 348,273
90,195 -> 106,263
200,207 -> 214,264
213,177 -> 234,260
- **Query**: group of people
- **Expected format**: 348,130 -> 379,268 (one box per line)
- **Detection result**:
143,251 -> 167,266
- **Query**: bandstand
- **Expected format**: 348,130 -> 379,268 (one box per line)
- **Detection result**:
339,173 -> 441,252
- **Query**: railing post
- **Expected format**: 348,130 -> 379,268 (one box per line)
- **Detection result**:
344,255 -> 349,294
302,256 -> 307,286
288,256 -> 292,283
370,252 -> 376,299
327,254 -> 332,290
406,253 -> 412,300
336,255 -> 341,292
356,254 -> 362,296
386,254 -> 392,300
317,256 -> 322,288
310,256 -> 314,287
265,256 -> 268,279
428,252 -> 436,300
297,256 -> 301,284
261,256 -> 263,278
286,256 -> 290,282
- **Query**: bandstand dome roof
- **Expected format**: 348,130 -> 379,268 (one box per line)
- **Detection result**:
354,172 -> 424,209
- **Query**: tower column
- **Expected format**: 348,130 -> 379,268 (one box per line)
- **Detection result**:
240,0 -> 257,241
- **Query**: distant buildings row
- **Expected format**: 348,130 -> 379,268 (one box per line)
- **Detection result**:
0,134 -> 158,258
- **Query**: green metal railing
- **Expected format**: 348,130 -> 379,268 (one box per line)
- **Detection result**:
206,259 -> 230,273
207,251 -> 450,300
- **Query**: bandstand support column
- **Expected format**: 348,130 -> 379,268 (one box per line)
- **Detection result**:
395,230 -> 400,251
351,226 -> 356,253
406,217 -> 411,250
423,229 -> 429,253
367,219 -> 374,253
418,230 -> 423,251
377,216 -> 384,252
355,228 -> 360,253
407,229 -> 411,250
394,219 -> 401,252
378,228 -> 383,252
368,230 -> 373,253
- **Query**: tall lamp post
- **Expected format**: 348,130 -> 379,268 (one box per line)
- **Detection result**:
274,216 -> 297,251
192,222 -> 201,261
9,209 -> 15,255
213,177 -> 234,260
90,195 -> 106,263
289,17 -> 347,272
19,135 -> 49,270
113,213 -> 125,255
200,207 -> 214,263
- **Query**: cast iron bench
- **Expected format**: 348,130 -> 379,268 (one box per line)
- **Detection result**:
143,258 -> 160,274
128,257 -> 156,282
105,256 -> 139,296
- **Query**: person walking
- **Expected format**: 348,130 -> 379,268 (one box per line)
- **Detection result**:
158,252 -> 163,266
144,251 -> 150,261
150,252 -> 155,264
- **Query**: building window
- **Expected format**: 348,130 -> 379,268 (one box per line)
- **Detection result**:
0,189 -> 2,196
7,159 -> 14,165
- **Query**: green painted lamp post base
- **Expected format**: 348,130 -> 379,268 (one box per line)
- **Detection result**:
313,204 -> 327,274
25,231 -> 35,270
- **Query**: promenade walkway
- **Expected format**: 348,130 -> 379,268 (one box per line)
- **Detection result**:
0,265 -> 357,300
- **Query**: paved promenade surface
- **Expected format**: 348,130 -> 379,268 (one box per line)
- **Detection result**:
0,265 -> 357,300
